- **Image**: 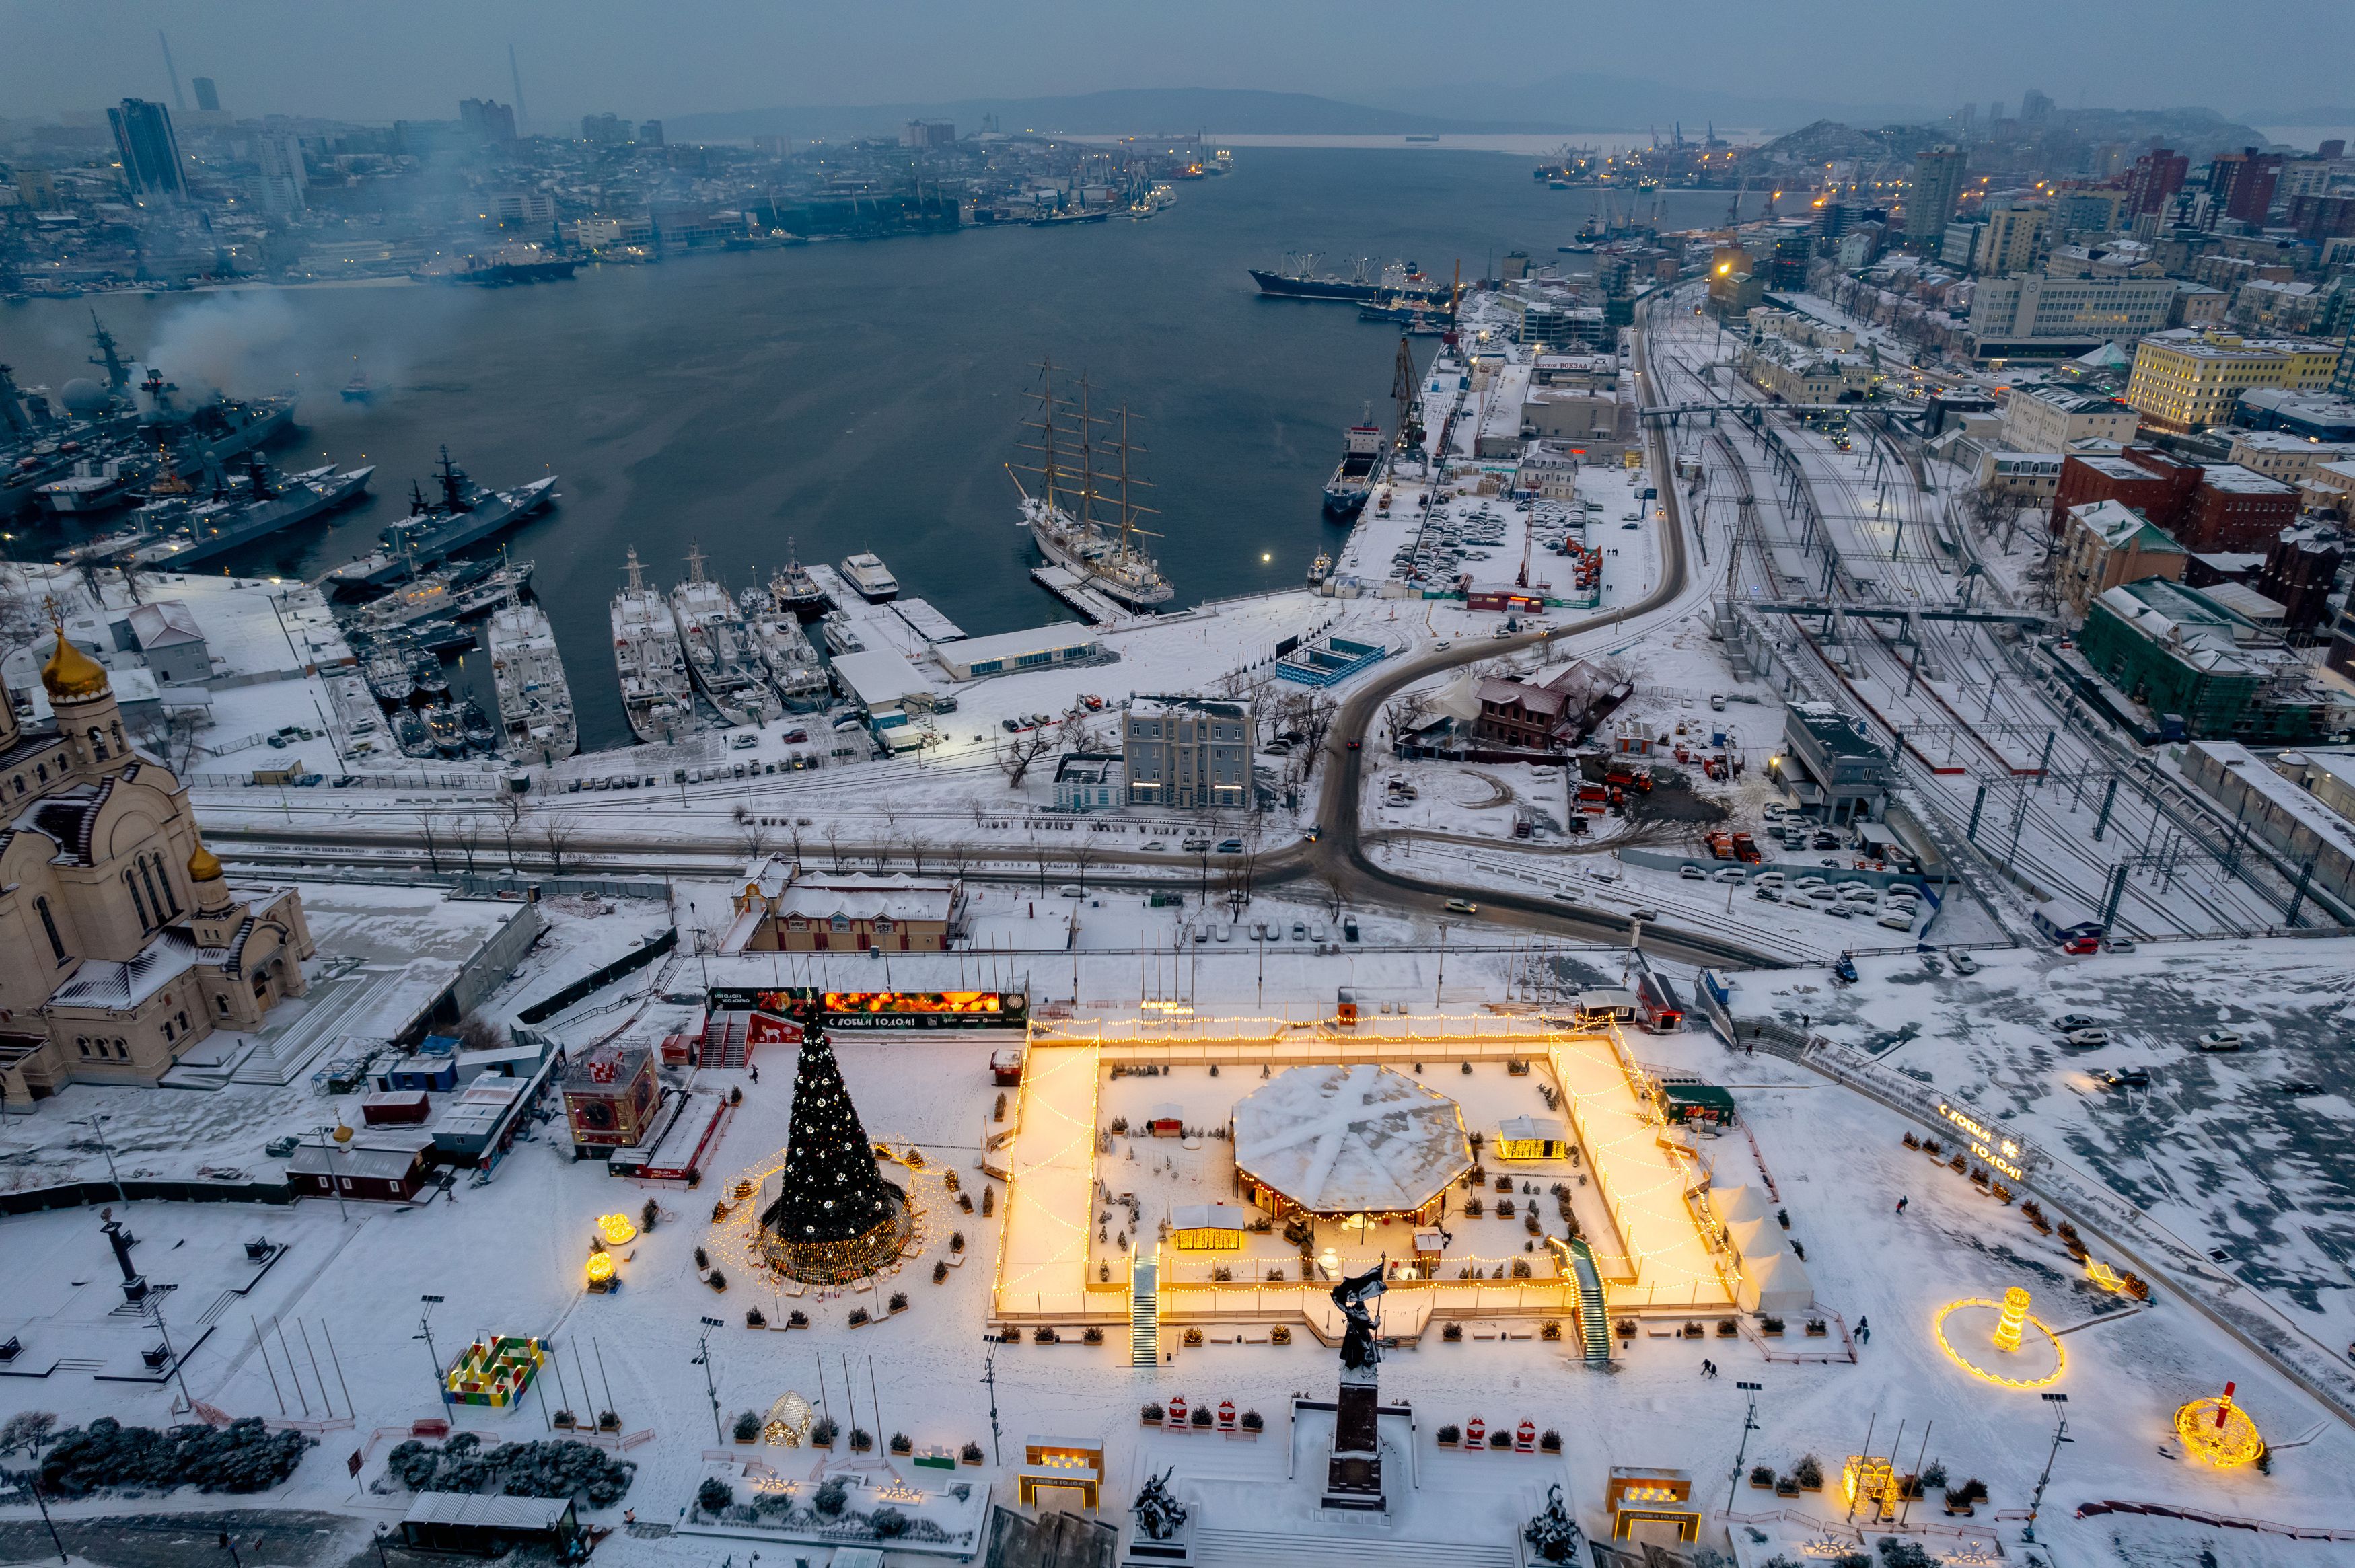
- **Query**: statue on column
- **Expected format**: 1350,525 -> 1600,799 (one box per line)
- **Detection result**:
1332,1263 -> 1387,1372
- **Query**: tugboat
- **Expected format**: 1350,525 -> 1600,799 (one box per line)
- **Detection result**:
1321,406 -> 1385,518
459,698 -> 497,753
341,361 -> 375,404
611,546 -> 696,745
394,707 -> 435,758
408,647 -> 449,698
425,704 -> 466,758
770,538 -> 830,615
671,546 -> 781,727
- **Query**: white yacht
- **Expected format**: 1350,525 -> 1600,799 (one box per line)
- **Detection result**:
838,552 -> 900,602
611,546 -> 696,745
485,594 -> 578,763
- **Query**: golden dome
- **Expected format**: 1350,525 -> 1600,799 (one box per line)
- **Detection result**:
188,840 -> 225,883
41,632 -> 111,702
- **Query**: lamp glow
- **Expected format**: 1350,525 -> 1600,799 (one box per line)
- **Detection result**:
585,1251 -> 615,1285
595,1212 -> 637,1246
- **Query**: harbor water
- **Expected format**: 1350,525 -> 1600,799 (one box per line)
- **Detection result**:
2,149 -> 1764,750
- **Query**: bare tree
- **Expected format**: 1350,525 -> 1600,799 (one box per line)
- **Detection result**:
1068,837 -> 1100,894
1309,868 -> 1346,920
451,813 -> 484,874
824,821 -> 845,872
999,726 -> 1058,789
493,790 -> 529,870
412,811 -> 446,876
1381,691 -> 1430,747
1287,692 -> 1339,782
904,831 -> 933,875
731,802 -> 775,861
536,812 -> 581,874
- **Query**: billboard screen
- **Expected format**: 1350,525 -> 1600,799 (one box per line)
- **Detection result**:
705,987 -> 1027,1031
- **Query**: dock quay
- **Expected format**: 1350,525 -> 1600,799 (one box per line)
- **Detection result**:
1031,563 -> 1143,627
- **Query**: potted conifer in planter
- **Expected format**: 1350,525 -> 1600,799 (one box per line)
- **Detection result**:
733,1410 -> 760,1445
1792,1454 -> 1824,1491
810,1417 -> 838,1450
849,1427 -> 873,1454
1437,1424 -> 1461,1449
1140,1402 -> 1164,1427
1749,1464 -> 1776,1490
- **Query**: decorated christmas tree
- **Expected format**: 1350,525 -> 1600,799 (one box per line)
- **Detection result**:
758,1025 -> 908,1280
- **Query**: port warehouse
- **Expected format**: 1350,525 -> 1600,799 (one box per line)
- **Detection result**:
829,626 -> 1103,745
2180,741 -> 2355,916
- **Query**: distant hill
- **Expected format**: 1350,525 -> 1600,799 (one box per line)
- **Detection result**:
1457,73 -> 1933,136
2243,106 -> 2355,128
661,88 -> 1566,144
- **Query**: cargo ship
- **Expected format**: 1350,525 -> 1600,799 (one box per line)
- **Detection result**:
1008,362 -> 1173,613
1321,412 -> 1385,519
612,547 -> 697,746
485,593 -> 577,763
672,546 -> 780,729
323,447 -> 556,587
1249,254 -> 1454,308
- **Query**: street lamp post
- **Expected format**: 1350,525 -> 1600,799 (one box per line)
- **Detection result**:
1725,1380 -> 1763,1513
2024,1392 -> 2071,1541
77,1114 -> 126,1207
314,1125 -> 349,1222
695,1316 -> 725,1443
148,1296 -> 195,1412
417,1294 -> 445,1405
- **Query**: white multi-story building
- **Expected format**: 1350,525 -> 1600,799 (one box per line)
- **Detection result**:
1123,696 -> 1254,810
2000,385 -> 2139,452
1965,272 -> 2181,362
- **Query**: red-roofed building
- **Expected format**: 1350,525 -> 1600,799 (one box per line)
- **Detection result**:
2047,447 -> 2201,535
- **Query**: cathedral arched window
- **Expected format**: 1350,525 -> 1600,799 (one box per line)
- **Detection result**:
37,897 -> 67,965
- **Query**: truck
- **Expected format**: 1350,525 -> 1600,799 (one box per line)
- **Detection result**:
251,761 -> 322,787
1730,832 -> 1762,864
1604,765 -> 1653,794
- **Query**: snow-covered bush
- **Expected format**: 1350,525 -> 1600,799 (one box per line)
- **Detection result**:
41,1417 -> 311,1497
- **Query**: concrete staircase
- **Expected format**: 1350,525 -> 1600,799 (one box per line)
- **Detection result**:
230,970 -> 406,1086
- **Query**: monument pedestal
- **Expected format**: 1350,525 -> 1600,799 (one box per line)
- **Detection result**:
1320,1376 -> 1385,1512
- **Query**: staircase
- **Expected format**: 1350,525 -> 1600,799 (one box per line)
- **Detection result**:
1130,1257 -> 1159,1368
231,971 -> 405,1086
699,1014 -> 748,1070
1570,1238 -> 1611,1366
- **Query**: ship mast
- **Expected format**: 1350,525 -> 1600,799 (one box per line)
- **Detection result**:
624,544 -> 647,595
684,542 -> 707,583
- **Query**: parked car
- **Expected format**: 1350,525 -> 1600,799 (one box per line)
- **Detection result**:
2103,936 -> 2137,953
1141,841 -> 1168,852
2194,1030 -> 2243,1053
2053,1013 -> 2101,1032
1875,910 -> 1912,930
1754,886 -> 1782,903
1822,903 -> 1854,920
1680,865 -> 1706,880
1949,952 -> 1980,975
1804,886 -> 1841,903
2281,1080 -> 2325,1096
1712,868 -> 1745,884
1216,838 -> 1243,854
1291,922 -> 1308,940
2064,1029 -> 2111,1048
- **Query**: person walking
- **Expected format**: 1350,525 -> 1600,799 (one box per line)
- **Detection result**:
1854,1316 -> 1871,1346
1895,1195 -> 1908,1216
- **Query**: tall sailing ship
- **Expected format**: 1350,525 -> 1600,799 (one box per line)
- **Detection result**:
484,592 -> 579,764
1007,361 -> 1173,613
612,546 -> 696,745
670,546 -> 781,728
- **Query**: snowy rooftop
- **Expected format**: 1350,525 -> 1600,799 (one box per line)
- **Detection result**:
1231,1063 -> 1470,1216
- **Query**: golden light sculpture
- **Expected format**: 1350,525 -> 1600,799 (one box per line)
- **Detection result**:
1933,1296 -> 2066,1390
585,1251 -> 615,1285
1842,1454 -> 1895,1511
2176,1382 -> 2265,1468
762,1390 -> 815,1446
595,1212 -> 637,1246
1992,1286 -> 2031,1353
2086,1261 -> 2126,1292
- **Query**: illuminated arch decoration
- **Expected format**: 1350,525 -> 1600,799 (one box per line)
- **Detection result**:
2176,1382 -> 2264,1468
1933,1293 -> 2065,1390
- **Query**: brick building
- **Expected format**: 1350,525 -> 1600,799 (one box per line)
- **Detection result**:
2177,465 -> 2298,551
2047,447 -> 2201,534
2254,526 -> 2348,638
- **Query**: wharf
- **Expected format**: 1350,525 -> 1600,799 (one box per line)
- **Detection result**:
890,597 -> 967,644
1030,564 -> 1134,627
807,564 -> 931,658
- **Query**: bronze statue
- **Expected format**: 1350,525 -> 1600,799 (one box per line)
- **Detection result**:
1331,1262 -> 1387,1372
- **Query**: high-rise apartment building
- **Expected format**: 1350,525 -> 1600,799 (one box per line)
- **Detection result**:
2124,149 -> 2188,217
2208,148 -> 2283,225
192,76 -> 219,113
253,133 -> 305,214
1973,202 -> 2050,275
1905,146 -> 1969,244
2020,89 -> 2054,123
107,98 -> 184,198
639,120 -> 665,147
460,98 -> 517,142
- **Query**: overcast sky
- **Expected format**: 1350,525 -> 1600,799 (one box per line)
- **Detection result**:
2,0 -> 2346,127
